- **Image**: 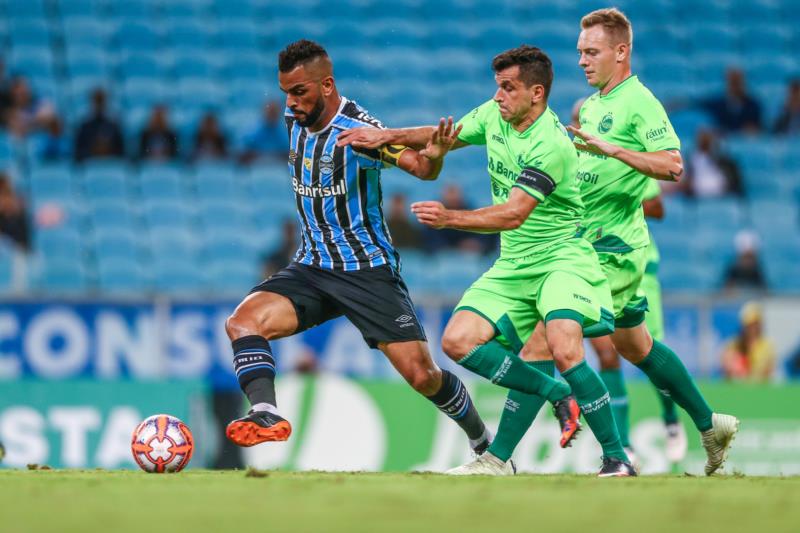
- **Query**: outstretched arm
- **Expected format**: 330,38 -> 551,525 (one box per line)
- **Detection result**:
389,118 -> 463,180
411,187 -> 538,233
337,120 -> 470,151
566,125 -> 684,182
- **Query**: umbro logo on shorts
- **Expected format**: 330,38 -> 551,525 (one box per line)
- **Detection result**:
395,315 -> 416,328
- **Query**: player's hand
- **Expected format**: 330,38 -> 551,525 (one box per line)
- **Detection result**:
566,125 -> 621,157
410,201 -> 449,229
419,117 -> 462,161
335,127 -> 387,149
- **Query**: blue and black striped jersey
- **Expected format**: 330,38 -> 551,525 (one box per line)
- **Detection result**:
286,97 -> 400,271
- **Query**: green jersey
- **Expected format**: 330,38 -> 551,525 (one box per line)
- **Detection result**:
576,75 -> 680,253
642,178 -> 661,270
457,100 -> 584,259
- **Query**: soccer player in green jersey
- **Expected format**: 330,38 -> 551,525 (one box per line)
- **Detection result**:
475,8 -> 737,476
339,46 -> 635,477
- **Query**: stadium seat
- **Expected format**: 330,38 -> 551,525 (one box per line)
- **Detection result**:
96,258 -> 149,293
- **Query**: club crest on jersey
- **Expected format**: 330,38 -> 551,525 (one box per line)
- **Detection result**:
319,154 -> 334,174
303,157 -> 312,171
598,113 -> 614,133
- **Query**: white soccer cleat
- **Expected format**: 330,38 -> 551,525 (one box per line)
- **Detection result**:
665,422 -> 688,463
445,452 -> 516,476
701,413 -> 740,475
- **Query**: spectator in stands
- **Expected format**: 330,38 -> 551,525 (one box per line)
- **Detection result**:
773,79 -> 800,135
700,68 -> 762,134
4,76 -> 53,138
139,105 -> 178,161
422,184 -> 498,255
683,129 -> 743,198
723,230 -> 766,291
0,58 -> 12,127
74,88 -> 125,162
386,193 -> 422,250
193,112 -> 228,160
0,172 -> 30,252
239,100 -> 286,164
33,114 -> 70,161
721,302 -> 775,381
261,219 -> 298,279
0,172 -> 31,291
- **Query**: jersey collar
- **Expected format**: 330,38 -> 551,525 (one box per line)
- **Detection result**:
507,106 -> 550,138
599,75 -> 638,99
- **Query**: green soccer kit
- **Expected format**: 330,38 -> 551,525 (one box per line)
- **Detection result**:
453,100 -> 614,350
576,75 -> 680,325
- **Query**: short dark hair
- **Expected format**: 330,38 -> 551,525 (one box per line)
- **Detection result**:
278,39 -> 329,73
492,45 -> 553,98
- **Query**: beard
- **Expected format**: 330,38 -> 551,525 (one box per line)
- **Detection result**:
293,97 -> 325,127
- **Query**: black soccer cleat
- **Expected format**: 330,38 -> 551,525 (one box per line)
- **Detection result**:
472,437 -> 491,456
552,395 -> 582,448
226,409 -> 292,447
597,456 -> 637,478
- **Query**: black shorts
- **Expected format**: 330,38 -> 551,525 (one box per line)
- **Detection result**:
250,262 -> 426,349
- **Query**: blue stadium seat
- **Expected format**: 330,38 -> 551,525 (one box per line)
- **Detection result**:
139,164 -> 186,199
204,260 -> 260,293
37,260 -> 89,293
35,228 -> 84,263
5,0 -> 47,19
152,262 -> 203,293
115,23 -> 162,51
96,258 -> 149,293
30,165 -> 75,201
8,20 -> 51,47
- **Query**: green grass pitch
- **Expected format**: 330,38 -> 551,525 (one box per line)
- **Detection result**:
1,470 -> 798,533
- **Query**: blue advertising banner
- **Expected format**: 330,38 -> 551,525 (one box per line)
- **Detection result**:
0,298 -> 753,383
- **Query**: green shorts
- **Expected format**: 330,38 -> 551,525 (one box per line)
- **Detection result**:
455,238 -> 615,352
596,247 -> 649,329
640,264 -> 664,341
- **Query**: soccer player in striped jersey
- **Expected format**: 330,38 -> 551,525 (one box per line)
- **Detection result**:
224,40 -> 494,457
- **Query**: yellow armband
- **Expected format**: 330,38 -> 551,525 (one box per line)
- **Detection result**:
380,144 -> 409,167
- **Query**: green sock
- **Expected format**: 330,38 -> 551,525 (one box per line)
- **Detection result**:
488,360 -> 554,462
599,368 -> 630,448
656,387 -> 679,425
459,340 -> 570,402
562,360 -> 627,461
636,340 -> 713,431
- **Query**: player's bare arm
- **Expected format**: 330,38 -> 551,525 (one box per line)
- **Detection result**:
383,117 -> 463,181
411,187 -> 537,232
337,117 -> 470,151
567,125 -> 683,182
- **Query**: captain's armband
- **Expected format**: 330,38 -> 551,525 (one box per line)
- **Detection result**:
516,167 -> 556,197
380,144 -> 409,167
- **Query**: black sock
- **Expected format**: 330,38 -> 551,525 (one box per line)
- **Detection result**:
426,370 -> 488,450
232,335 -> 277,408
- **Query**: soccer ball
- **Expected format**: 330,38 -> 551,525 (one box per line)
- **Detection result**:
131,414 -> 194,473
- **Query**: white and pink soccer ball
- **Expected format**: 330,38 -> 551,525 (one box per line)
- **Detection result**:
131,414 -> 194,473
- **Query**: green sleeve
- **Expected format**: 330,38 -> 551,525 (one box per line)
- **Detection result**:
512,148 -> 561,203
642,178 -> 661,201
630,96 -> 681,153
456,100 -> 494,146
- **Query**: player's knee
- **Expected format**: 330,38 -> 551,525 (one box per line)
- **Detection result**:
225,311 -> 258,341
407,366 -> 441,395
441,332 -> 473,362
